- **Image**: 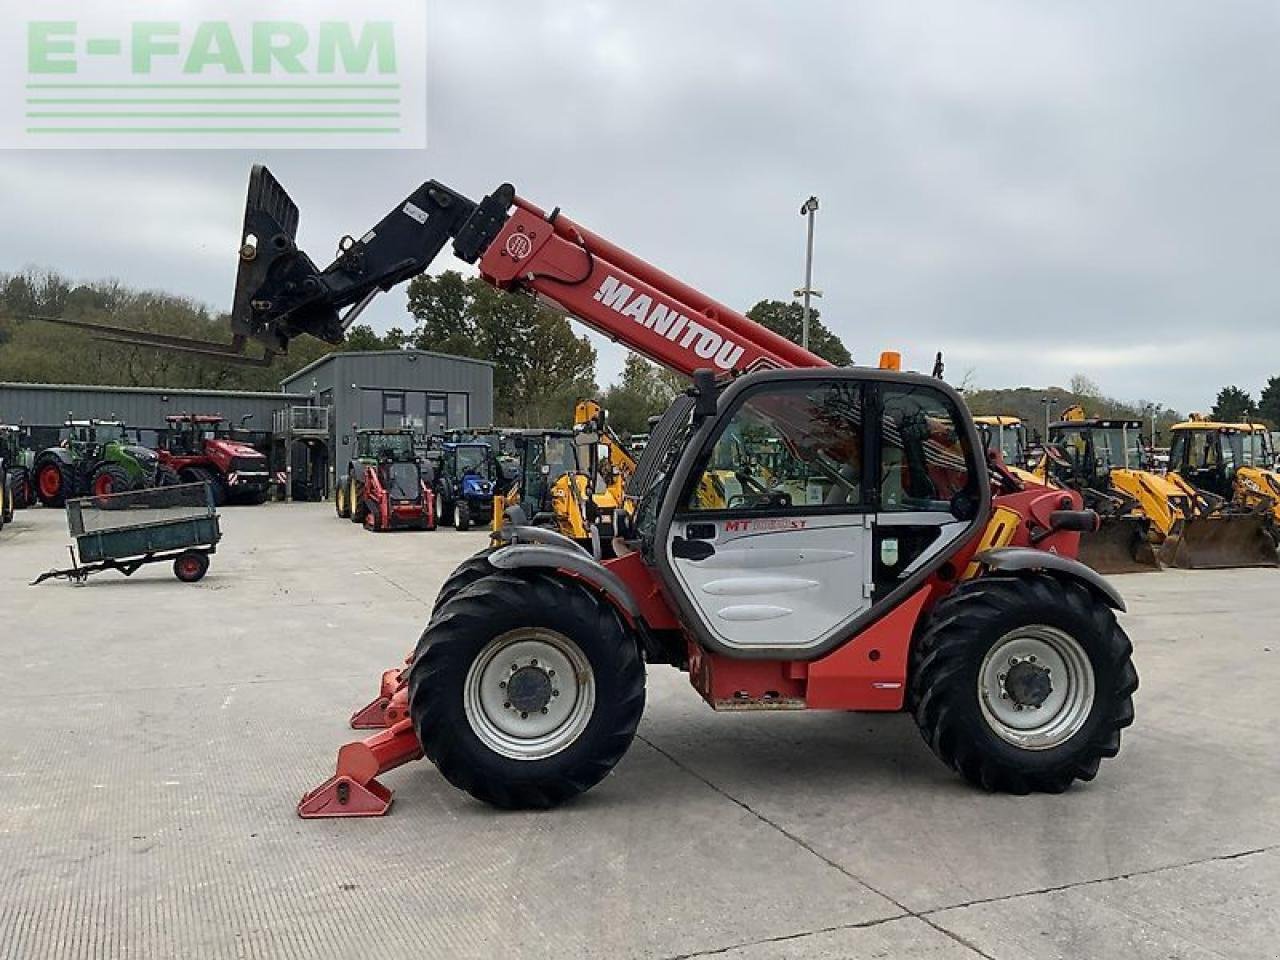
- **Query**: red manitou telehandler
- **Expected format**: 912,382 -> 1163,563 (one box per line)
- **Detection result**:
219,166 -> 1137,816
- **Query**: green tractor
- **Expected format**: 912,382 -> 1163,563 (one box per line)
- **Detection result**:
1,424 -> 35,516
31,419 -> 176,508
335,428 -> 422,523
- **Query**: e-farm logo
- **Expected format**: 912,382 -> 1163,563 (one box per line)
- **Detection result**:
5,1 -> 426,149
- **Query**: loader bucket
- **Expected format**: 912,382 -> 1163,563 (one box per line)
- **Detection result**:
1076,516 -> 1161,575
1157,514 -> 1279,569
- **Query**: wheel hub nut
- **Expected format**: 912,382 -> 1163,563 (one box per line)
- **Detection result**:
1003,660 -> 1053,709
505,664 -> 554,714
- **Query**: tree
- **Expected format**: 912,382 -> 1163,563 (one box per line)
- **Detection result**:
1211,385 -> 1256,423
406,271 -> 597,425
601,353 -> 687,435
745,300 -> 852,366
1258,376 -> 1280,428
1069,373 -> 1102,399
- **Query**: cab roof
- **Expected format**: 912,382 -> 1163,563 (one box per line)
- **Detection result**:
1050,418 -> 1141,431
973,415 -> 1024,427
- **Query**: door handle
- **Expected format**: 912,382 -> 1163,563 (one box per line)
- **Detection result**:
672,537 -> 716,561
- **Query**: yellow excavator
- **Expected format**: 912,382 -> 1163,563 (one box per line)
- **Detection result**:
491,399 -> 637,554
1165,417 -> 1280,566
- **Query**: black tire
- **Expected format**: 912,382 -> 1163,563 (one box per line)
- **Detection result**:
156,465 -> 181,487
189,467 -> 227,507
335,481 -> 349,518
455,500 -> 472,531
34,459 -> 70,508
243,488 -> 269,506
432,548 -> 499,615
910,574 -> 1137,794
364,500 -> 382,531
90,463 -> 131,498
173,551 -> 210,583
1,476 -> 12,525
350,477 -> 367,523
9,469 -> 33,509
408,571 -> 645,809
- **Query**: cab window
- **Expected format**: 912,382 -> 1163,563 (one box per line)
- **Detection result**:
685,381 -> 864,512
879,385 -> 973,512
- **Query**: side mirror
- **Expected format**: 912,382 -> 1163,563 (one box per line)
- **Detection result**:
690,369 -> 718,422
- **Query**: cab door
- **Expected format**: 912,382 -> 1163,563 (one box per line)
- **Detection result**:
658,372 -> 983,659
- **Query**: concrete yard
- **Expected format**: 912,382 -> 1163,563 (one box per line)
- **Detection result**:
1,503 -> 1276,959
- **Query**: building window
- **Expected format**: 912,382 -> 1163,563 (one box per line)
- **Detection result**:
383,392 -> 405,418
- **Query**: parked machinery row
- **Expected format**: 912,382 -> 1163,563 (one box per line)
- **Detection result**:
0,414 -> 272,516
976,409 -> 1280,573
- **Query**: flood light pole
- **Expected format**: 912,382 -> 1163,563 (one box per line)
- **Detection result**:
798,196 -> 819,351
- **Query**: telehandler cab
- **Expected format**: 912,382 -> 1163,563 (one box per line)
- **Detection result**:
218,165 -> 1136,814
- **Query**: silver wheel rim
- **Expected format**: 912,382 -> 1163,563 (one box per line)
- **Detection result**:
464,628 -> 595,760
978,625 -> 1095,750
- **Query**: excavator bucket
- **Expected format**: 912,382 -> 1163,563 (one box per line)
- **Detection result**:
1076,516 -> 1162,575
1157,514 -> 1279,569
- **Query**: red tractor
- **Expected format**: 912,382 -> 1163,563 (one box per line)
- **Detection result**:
176,165 -> 1138,816
158,414 -> 270,506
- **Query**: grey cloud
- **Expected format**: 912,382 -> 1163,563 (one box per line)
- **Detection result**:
3,0 -> 1278,411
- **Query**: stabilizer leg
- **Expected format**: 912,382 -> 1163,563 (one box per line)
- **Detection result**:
349,668 -> 408,729
297,720 -> 423,818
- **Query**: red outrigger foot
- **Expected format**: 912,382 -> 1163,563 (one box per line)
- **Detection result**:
297,720 -> 423,818
349,666 -> 411,729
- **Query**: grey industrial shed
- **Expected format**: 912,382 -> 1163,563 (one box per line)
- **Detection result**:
0,381 -> 310,447
280,350 -> 495,470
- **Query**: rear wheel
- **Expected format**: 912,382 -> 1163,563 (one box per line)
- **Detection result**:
173,551 -> 210,583
911,574 -> 1137,794
156,465 -> 181,487
9,469 -> 32,509
91,464 -> 130,498
35,460 -> 70,508
408,571 -> 645,809
1,475 -> 12,524
335,482 -> 349,518
455,500 -> 472,531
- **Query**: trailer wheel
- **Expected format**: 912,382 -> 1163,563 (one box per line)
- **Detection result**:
408,571 -> 645,809
910,574 -> 1137,794
173,551 -> 210,583
455,500 -> 472,531
35,460 -> 70,508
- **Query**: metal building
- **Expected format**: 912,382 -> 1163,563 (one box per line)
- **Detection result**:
280,350 -> 495,470
0,381 -> 310,450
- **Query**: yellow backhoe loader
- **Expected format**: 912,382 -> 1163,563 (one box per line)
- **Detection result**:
1036,410 -> 1167,573
491,400 -> 638,554
974,415 -> 1044,487
1164,417 -> 1280,567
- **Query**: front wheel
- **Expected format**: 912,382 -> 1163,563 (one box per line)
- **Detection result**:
910,574 -> 1137,794
91,463 -> 130,498
335,481 -> 349,518
35,460 -> 70,508
408,571 -> 645,809
455,500 -> 472,531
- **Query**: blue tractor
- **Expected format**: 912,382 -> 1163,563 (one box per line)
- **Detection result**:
434,441 -> 500,530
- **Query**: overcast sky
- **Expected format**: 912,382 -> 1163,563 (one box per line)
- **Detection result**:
3,0 -> 1279,413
